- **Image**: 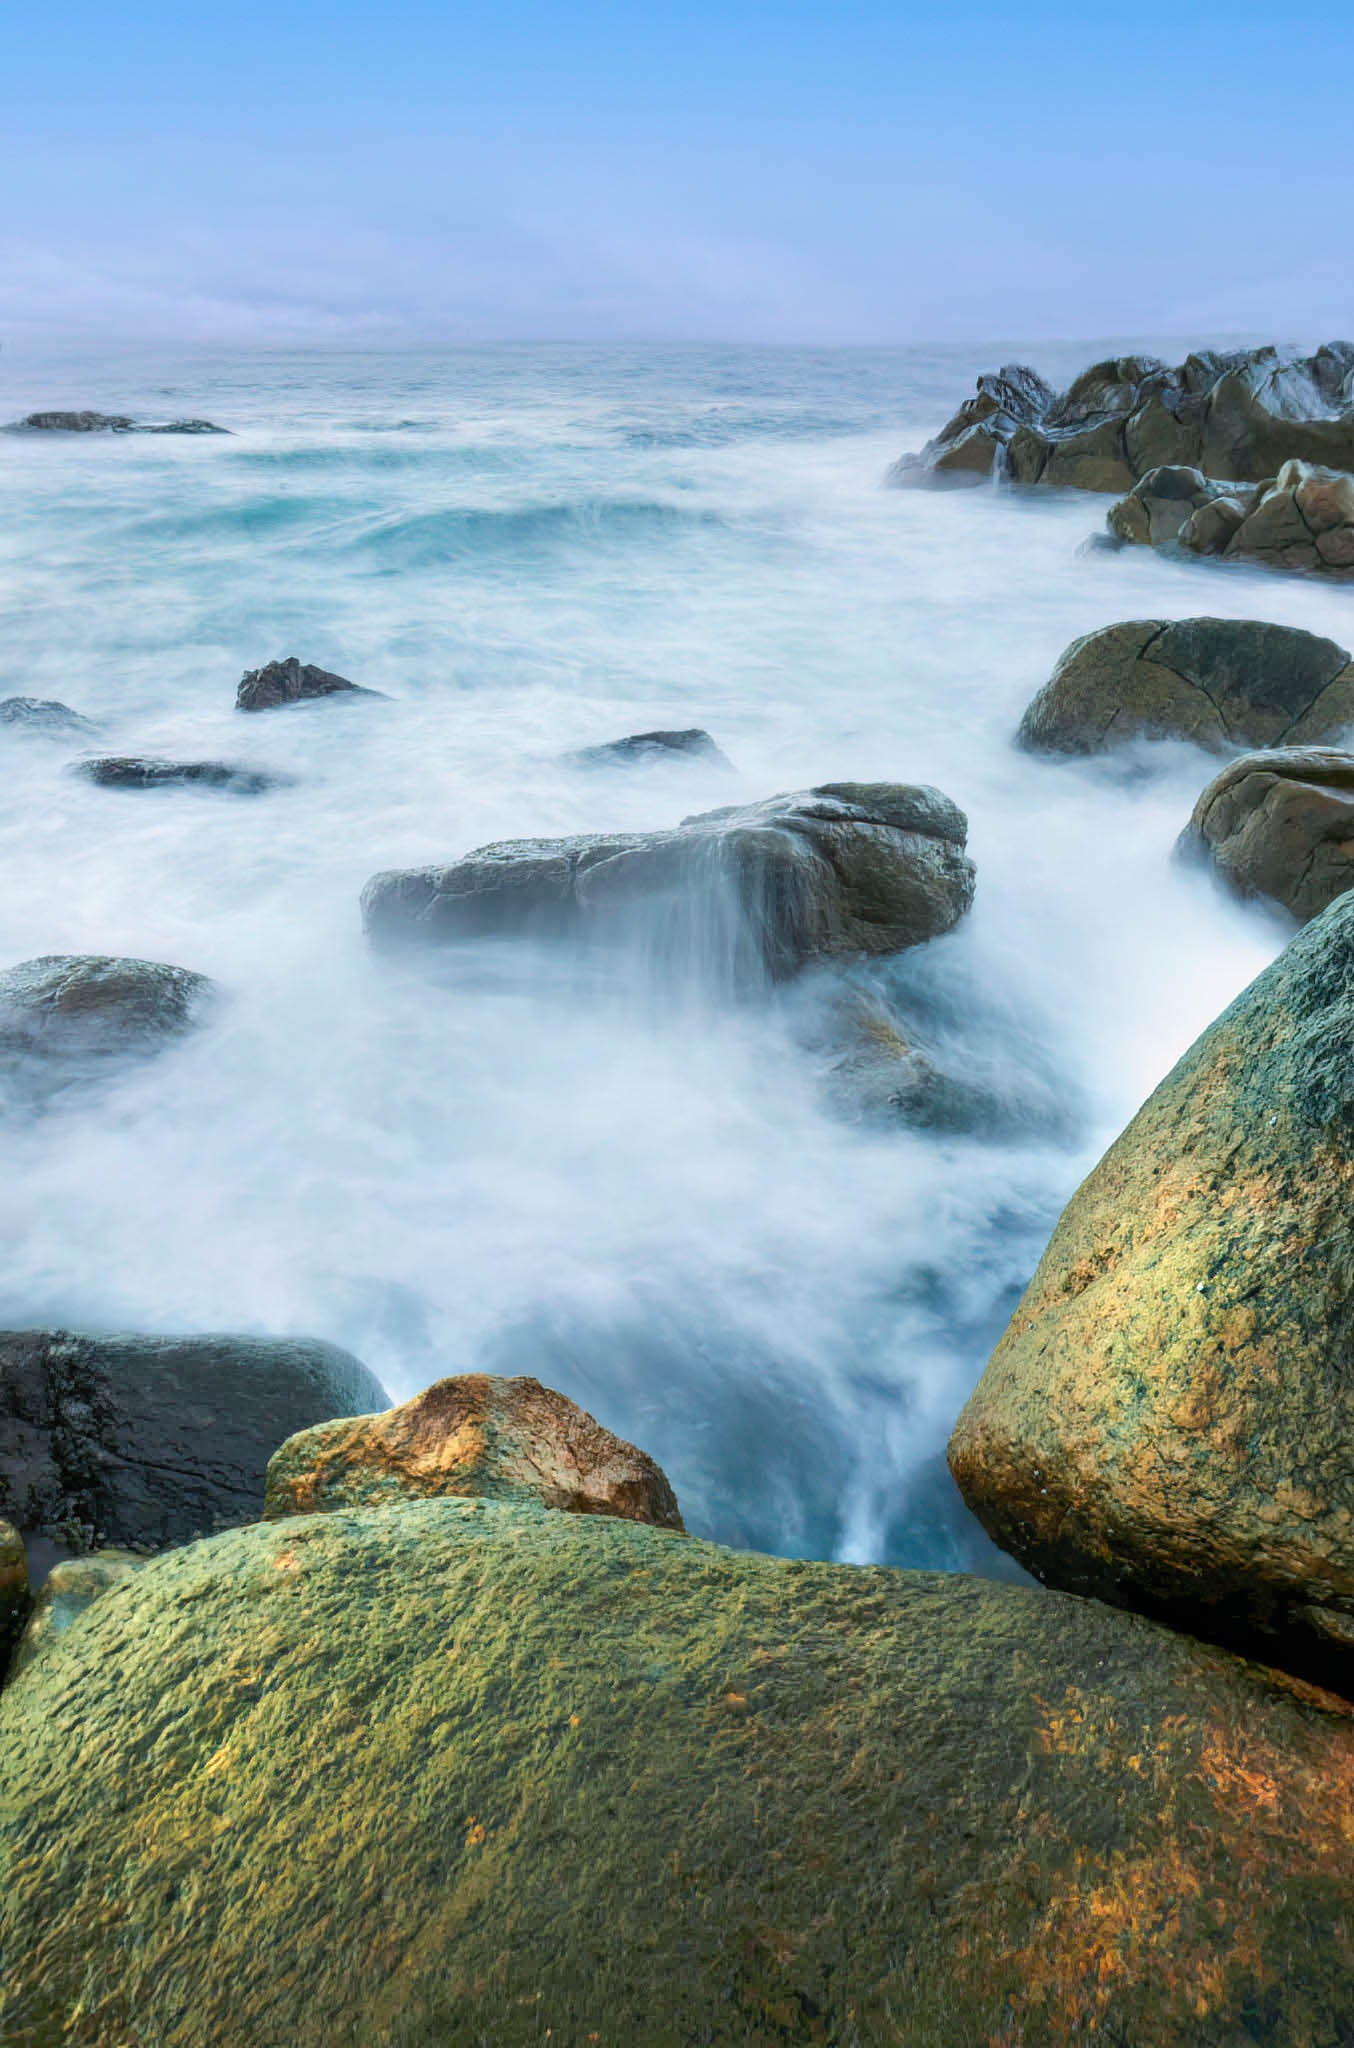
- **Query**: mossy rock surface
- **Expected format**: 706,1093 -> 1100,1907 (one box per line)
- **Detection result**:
3,1499 -> 1354,2047
951,889 -> 1354,1690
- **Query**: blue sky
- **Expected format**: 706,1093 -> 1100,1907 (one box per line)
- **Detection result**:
2,0 -> 1350,343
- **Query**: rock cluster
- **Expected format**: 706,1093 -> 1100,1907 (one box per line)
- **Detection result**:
1107,459 -> 1354,579
1181,747 -> 1354,925
894,343 -> 1354,492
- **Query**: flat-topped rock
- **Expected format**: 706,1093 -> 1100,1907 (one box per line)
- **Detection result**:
1181,747 -> 1354,924
74,757 -> 296,794
1107,460 -> 1354,580
362,782 -> 975,983
1018,616 -> 1354,756
236,656 -> 387,712
570,727 -> 733,770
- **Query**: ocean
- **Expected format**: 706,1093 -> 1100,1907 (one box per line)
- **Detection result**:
0,339 -> 1338,1568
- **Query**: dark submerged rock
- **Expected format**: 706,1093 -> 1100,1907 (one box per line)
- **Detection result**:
236,656 -> 388,712
0,1329 -> 388,1554
1181,747 -> 1354,924
8,411 -> 227,434
0,696 -> 98,737
74,757 -> 297,795
570,727 -> 733,770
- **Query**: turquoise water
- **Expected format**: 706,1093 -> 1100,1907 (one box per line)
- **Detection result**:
1,341 -> 1339,1565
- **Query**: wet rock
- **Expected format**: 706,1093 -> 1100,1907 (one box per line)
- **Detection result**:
8,411 -> 227,434
362,782 -> 975,983
0,1519 -> 28,1682
7,1549 -> 143,1682
1181,747 -> 1354,925
895,343 -> 1354,492
812,987 -> 1016,1135
74,757 -> 297,794
265,1373 -> 684,1529
0,1329 -> 389,1553
0,696 -> 98,737
570,728 -> 734,770
949,888 -> 1354,1691
4,1500 -> 1354,2047
236,656 -> 387,712
1107,460 -> 1354,580
0,954 -> 216,1106
1017,616 -> 1354,756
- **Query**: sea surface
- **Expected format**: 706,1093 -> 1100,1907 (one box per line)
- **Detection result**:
1,340 -> 1346,1568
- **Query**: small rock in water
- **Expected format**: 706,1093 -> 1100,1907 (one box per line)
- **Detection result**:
74,757 -> 297,795
236,655 -> 388,712
0,956 -> 216,1099
265,1372 -> 684,1529
0,697 -> 98,737
8,411 -> 228,434
570,728 -> 734,770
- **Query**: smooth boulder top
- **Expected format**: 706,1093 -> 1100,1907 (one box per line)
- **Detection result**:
74,756 -> 297,794
1181,746 -> 1354,926
265,1372 -> 684,1529
892,342 -> 1354,493
0,954 -> 215,1078
1018,615 -> 1354,756
949,888 -> 1354,1692
0,1328 -> 389,1554
0,696 -> 98,736
3,1499 -> 1353,2048
7,410 -> 227,434
362,781 -> 975,982
570,727 -> 734,770
236,656 -> 388,711
1108,459 -> 1354,580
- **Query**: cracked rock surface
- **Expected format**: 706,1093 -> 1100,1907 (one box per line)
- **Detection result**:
1107,459 -> 1354,580
1017,616 -> 1354,757
1181,748 -> 1354,925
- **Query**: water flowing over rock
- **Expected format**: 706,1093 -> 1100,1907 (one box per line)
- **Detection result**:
949,889 -> 1354,1690
1017,616 -> 1354,756
7,410 -> 228,434
236,656 -> 387,712
362,782 -> 976,983
74,756 -> 297,794
0,1329 -> 389,1553
265,1372 -> 684,1528
0,954 -> 216,1107
1181,747 -> 1354,925
3,1500 -> 1353,2047
569,727 -> 733,770
7,1549 -> 144,1682
0,696 -> 98,737
1106,460 -> 1354,579
893,343 -> 1354,491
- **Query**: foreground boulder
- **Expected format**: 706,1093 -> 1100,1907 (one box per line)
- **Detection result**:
75,756 -> 296,794
950,889 -> 1354,1690
1107,460 -> 1354,579
0,1520 -> 27,1681
265,1373 -> 683,1528
570,727 -> 733,770
1182,748 -> 1354,925
0,696 -> 98,737
7,1548 -> 143,1682
1018,616 -> 1354,756
363,783 -> 975,982
0,1329 -> 388,1551
893,342 -> 1354,491
236,656 -> 386,712
3,1501 -> 1353,2047
0,954 -> 216,1105
8,411 -> 226,434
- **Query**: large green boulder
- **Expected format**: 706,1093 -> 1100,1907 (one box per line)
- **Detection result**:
3,1500 -> 1353,2046
950,890 -> 1354,1691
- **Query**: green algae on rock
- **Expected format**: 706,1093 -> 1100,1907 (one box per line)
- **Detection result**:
950,888 -> 1354,1691
3,1499 -> 1354,2047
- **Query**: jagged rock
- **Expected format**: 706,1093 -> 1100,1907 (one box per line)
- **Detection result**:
8,411 -> 227,434
7,1549 -> 143,1682
362,783 -> 975,983
0,697 -> 98,737
0,1519 -> 28,1683
236,657 -> 387,712
570,728 -> 733,770
0,954 -> 216,1106
265,1373 -> 684,1529
1107,460 -> 1354,580
4,1500 -> 1354,2047
1181,747 -> 1354,924
949,888 -> 1354,1692
1017,616 -> 1354,756
894,343 -> 1354,492
74,757 -> 297,794
0,1330 -> 388,1553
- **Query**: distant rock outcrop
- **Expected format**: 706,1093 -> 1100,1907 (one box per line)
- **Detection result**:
0,697 -> 98,737
74,757 -> 296,794
1180,747 -> 1354,924
362,783 -> 976,982
0,954 -> 216,1106
236,656 -> 387,712
893,343 -> 1354,492
1106,460 -> 1354,579
8,411 -> 227,434
1017,617 -> 1354,757
570,728 -> 733,770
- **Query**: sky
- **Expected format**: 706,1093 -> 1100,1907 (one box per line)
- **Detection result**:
2,0 -> 1351,346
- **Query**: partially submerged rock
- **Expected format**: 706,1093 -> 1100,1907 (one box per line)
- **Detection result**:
0,1329 -> 388,1552
1107,460 -> 1354,579
1181,747 -> 1354,925
362,782 -> 976,983
1018,616 -> 1354,756
265,1373 -> 684,1529
236,656 -> 387,712
0,696 -> 98,737
0,1519 -> 28,1682
894,343 -> 1354,492
949,889 -> 1354,1690
0,954 -> 216,1105
74,756 -> 296,794
8,411 -> 227,434
570,727 -> 733,770
7,1548 -> 143,1682
3,1501 -> 1353,2047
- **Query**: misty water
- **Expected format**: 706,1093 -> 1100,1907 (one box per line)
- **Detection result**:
1,340 -> 1344,1570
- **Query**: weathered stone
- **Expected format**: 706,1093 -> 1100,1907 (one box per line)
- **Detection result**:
1105,461 -> 1354,582
949,889 -> 1354,1690
1039,412 -> 1137,495
74,757 -> 296,794
8,411 -> 227,434
1181,747 -> 1354,925
1106,466 -> 1254,549
265,1373 -> 683,1529
0,955 -> 216,1106
1017,616 -> 1354,756
570,728 -> 733,770
3,1501 -> 1354,2047
0,1519 -> 28,1682
236,657 -> 387,712
0,1329 -> 388,1552
886,364 -> 1054,486
7,1548 -> 143,1681
362,782 -> 976,983
0,696 -> 98,737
